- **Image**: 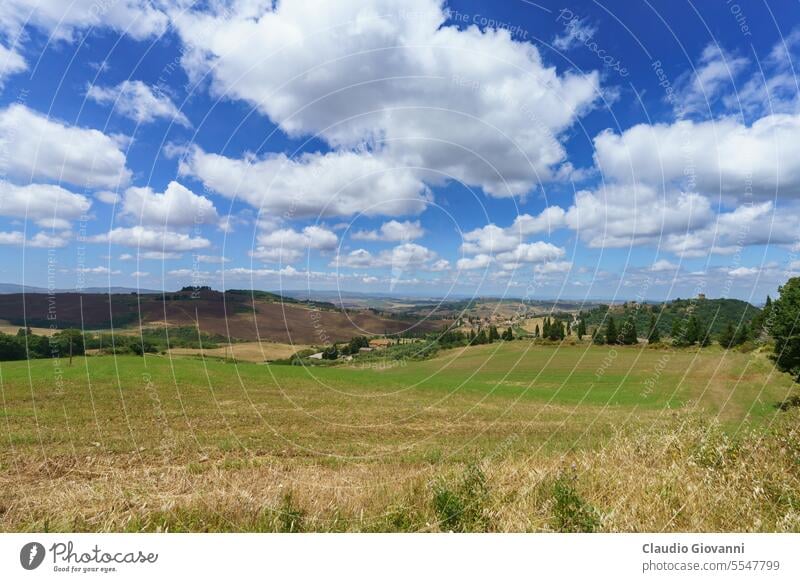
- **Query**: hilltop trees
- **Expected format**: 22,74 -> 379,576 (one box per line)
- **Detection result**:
770,277 -> 800,380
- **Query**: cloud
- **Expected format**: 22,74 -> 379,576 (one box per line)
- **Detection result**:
196,254 -> 229,264
456,254 -> 493,270
120,181 -> 218,227
723,30 -> 800,117
78,266 -> 121,275
179,146 -> 430,218
96,191 -> 121,204
352,220 -> 425,242
87,80 -> 191,127
131,271 -> 149,277
534,260 -> 572,275
461,207 -> 566,255
0,0 -> 168,43
120,251 -> 183,261
171,0 -> 600,197
593,114 -> 800,201
0,181 -> 91,227
650,259 -> 679,272
0,229 -> 72,248
28,231 -> 71,248
0,231 -> 23,245
552,17 -> 597,51
728,266 -> 760,278
565,183 -> 714,249
676,43 -> 749,115
0,43 -> 26,87
331,242 -> 438,270
251,225 -> 338,263
91,226 -> 210,251
0,104 -> 131,189
495,241 -> 565,268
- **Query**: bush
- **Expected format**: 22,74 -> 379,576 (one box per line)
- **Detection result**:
432,463 -> 489,532
550,471 -> 600,532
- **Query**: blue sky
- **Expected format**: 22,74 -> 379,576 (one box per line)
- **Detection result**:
1,0 -> 799,302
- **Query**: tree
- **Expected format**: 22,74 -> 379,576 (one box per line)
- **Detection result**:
718,322 -> 736,348
534,324 -> 540,338
322,345 -> 339,360
51,329 -> 86,360
543,318 -> 551,338
770,277 -> 800,380
647,315 -> 660,344
699,321 -> 713,347
605,317 -> 618,345
684,316 -> 701,345
734,323 -> 750,346
671,319 -> 685,346
0,333 -> 26,361
488,325 -> 500,342
474,329 -> 488,345
577,318 -> 586,340
620,316 -> 638,345
592,327 -> 604,345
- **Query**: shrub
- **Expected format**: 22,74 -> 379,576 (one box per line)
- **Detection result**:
550,471 -> 600,532
432,463 -> 489,532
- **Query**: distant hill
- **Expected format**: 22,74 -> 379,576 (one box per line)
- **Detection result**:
0,284 -> 161,295
581,297 -> 761,338
0,288 -> 444,343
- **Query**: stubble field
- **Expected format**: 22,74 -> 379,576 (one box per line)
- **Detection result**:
1,341 -> 798,532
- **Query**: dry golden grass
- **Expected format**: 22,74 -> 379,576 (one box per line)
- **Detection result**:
0,320 -> 59,336
167,342 -> 310,362
1,345 -> 797,532
2,412 -> 798,532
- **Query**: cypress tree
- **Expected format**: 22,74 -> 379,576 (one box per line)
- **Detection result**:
621,316 -> 638,345
605,317 -> 618,345
685,315 -> 700,345
718,322 -> 735,348
671,318 -> 684,346
534,324 -> 540,338
647,314 -> 660,344
577,318 -> 586,340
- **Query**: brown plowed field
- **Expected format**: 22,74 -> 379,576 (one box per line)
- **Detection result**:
0,290 -> 444,343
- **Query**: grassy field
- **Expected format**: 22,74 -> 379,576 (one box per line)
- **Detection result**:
1,341 -> 798,532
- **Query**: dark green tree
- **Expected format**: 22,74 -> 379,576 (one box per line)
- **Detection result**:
605,317 -> 618,345
647,315 -> 660,344
577,318 -> 586,340
718,322 -> 736,348
621,316 -> 638,345
685,316 -> 700,345
770,278 -> 800,380
534,324 -> 540,338
488,325 -> 500,342
671,318 -> 685,346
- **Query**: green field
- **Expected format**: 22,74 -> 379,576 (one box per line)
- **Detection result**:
1,341 -> 798,532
